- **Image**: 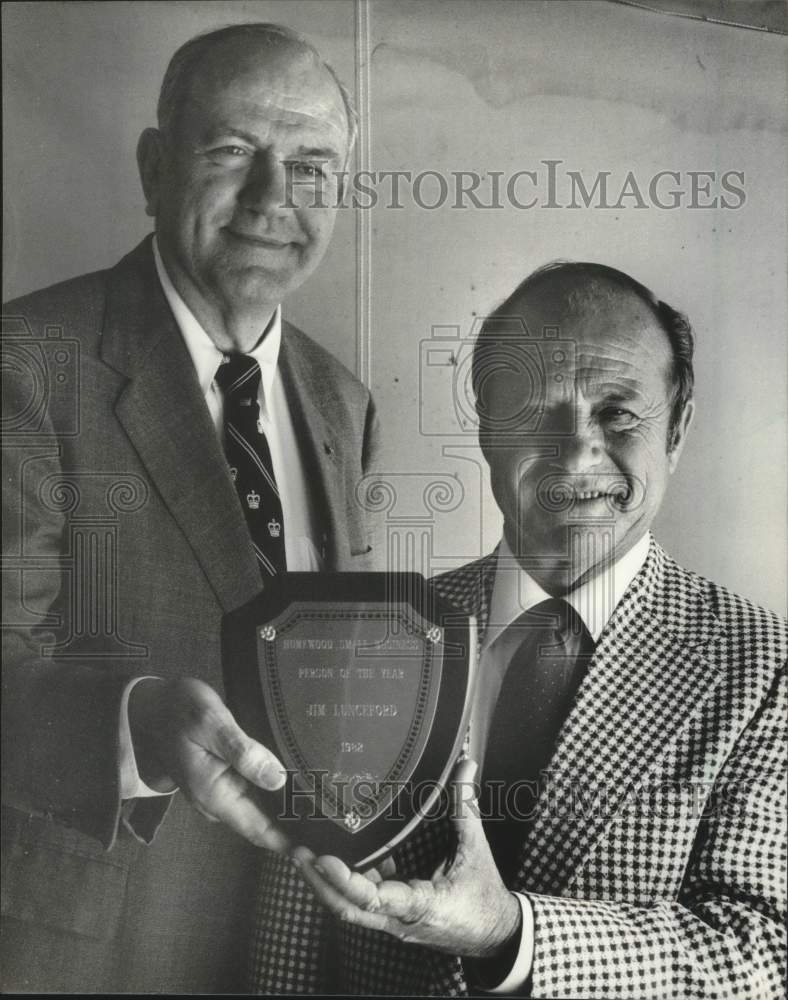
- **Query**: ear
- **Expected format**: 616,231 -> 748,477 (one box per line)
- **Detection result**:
667,399 -> 694,473
137,128 -> 167,219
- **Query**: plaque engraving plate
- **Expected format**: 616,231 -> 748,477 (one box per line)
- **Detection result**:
222,573 -> 476,869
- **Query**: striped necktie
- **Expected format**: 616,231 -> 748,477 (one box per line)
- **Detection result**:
215,354 -> 286,577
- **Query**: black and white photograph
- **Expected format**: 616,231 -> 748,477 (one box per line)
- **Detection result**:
2,1 -> 786,995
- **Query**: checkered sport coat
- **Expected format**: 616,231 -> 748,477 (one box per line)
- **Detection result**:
249,536 -> 787,998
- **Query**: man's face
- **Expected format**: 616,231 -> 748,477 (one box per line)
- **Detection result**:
480,281 -> 692,585
146,39 -> 348,319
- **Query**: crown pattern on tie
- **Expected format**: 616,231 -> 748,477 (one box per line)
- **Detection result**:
215,353 -> 286,577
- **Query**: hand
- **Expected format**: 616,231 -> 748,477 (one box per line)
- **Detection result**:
128,677 -> 289,851
293,759 -> 524,959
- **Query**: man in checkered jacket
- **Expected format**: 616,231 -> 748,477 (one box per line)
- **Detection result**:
252,263 -> 787,998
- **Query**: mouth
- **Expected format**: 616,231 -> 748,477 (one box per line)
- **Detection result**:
568,484 -> 635,510
225,229 -> 295,250
572,490 -> 611,502
534,475 -> 634,514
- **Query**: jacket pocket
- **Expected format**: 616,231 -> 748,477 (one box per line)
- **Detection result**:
1,807 -> 130,941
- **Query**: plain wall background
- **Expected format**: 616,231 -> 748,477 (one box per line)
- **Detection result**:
3,0 -> 786,614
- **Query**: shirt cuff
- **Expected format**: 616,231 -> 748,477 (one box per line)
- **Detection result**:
484,892 -> 535,994
119,677 -> 178,800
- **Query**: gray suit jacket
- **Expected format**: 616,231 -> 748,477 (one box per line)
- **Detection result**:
1,237 -> 380,992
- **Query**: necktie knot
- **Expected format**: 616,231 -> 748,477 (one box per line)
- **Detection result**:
215,354 -> 261,400
512,597 -> 590,650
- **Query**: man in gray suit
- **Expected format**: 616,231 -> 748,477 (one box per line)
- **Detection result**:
2,23 -> 377,993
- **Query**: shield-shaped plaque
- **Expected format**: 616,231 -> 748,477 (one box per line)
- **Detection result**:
222,572 -> 476,869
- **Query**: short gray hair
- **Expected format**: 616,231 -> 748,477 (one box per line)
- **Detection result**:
156,23 -> 358,161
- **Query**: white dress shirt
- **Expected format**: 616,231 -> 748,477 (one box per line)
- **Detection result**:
478,531 -> 651,993
152,238 -> 324,573
119,240 -> 324,800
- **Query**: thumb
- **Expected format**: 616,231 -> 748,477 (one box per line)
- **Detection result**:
449,757 -> 483,845
211,712 -> 287,791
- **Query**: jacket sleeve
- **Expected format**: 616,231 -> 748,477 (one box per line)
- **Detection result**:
525,667 -> 787,999
1,336 -> 167,849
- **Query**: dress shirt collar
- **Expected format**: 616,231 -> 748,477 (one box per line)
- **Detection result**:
484,531 -> 651,650
152,236 -> 281,403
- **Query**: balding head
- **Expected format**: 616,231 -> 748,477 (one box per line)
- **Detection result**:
473,262 -> 694,447
157,23 -> 357,163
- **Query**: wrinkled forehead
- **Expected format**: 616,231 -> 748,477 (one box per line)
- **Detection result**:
512,281 -> 673,389
180,37 -> 349,145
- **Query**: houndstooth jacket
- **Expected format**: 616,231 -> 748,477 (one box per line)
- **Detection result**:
249,535 -> 787,998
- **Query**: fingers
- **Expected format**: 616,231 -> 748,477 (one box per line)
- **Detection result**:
203,769 -> 290,852
292,848 -> 390,932
315,855 -> 382,910
357,854 -> 397,884
451,756 -> 479,795
376,878 -> 434,923
139,678 -> 290,847
297,849 -> 433,926
450,757 -> 483,846
220,798 -> 290,853
169,679 -> 287,791
378,855 -> 398,879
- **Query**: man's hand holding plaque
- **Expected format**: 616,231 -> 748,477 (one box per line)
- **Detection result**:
290,758 -> 525,960
128,677 -> 290,851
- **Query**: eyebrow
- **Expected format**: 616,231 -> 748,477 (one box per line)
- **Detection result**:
204,127 -> 258,145
290,144 -> 343,161
572,366 -> 644,397
593,388 -> 645,406
204,129 -> 342,162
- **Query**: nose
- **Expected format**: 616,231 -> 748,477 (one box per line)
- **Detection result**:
556,416 -> 604,472
238,152 -> 287,216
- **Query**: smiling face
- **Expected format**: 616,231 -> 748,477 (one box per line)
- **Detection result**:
138,36 -> 348,346
479,278 -> 693,591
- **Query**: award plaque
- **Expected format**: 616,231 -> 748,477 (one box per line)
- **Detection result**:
222,573 -> 477,869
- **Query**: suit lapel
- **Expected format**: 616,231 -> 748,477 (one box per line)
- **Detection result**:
278,324 -> 355,567
513,538 -> 724,892
100,238 -> 261,613
433,551 -> 498,718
